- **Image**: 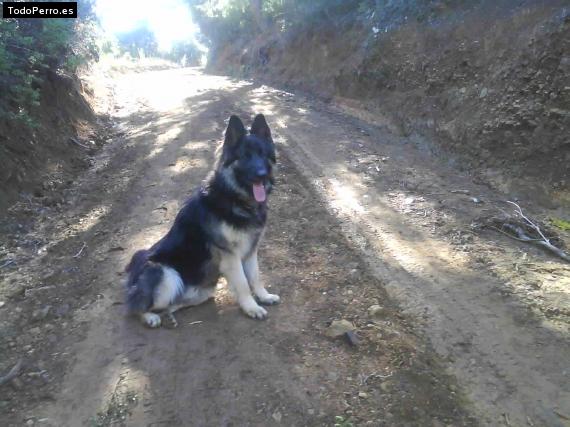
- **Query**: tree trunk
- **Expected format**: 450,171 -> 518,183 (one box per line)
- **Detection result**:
250,0 -> 266,32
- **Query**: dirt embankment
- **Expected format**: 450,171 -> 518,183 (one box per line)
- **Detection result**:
208,0 -> 570,207
0,70 -> 106,213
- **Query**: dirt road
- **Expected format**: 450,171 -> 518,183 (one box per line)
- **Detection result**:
1,68 -> 569,426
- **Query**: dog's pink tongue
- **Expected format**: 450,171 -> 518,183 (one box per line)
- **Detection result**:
253,183 -> 266,202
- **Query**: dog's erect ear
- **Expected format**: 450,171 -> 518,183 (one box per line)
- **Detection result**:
250,114 -> 272,141
224,115 -> 246,147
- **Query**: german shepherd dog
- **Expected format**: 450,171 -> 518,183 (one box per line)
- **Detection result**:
125,114 -> 279,328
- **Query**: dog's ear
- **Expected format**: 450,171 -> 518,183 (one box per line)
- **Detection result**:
224,115 -> 246,147
250,114 -> 272,141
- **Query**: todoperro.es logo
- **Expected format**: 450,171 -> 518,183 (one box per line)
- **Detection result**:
2,2 -> 78,18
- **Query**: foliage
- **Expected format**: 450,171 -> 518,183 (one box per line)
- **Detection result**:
333,415 -> 354,427
188,0 -> 369,48
0,0 -> 98,125
551,218 -> 570,231
114,23 -> 201,65
188,0 -> 469,50
163,40 -> 202,65
116,23 -> 158,59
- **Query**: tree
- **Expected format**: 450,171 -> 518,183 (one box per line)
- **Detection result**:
116,24 -> 159,59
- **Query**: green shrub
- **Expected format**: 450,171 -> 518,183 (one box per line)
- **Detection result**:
0,0 -> 98,125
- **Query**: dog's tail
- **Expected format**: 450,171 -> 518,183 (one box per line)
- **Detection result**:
126,249 -> 150,278
125,249 -> 161,314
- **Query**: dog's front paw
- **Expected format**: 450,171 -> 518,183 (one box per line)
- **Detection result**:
141,312 -> 162,328
256,293 -> 280,305
240,298 -> 268,320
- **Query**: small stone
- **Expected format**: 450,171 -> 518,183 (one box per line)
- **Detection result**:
32,306 -> 51,321
344,331 -> 360,347
55,304 -> 70,317
308,409 -> 315,415
380,381 -> 392,392
368,305 -> 385,318
10,377 -> 23,389
358,392 -> 369,399
325,320 -> 355,338
29,327 -> 41,336
272,410 -> 282,423
479,87 -> 488,98
0,301 -> 5,308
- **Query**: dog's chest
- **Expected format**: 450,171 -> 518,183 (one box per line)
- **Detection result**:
219,222 -> 260,259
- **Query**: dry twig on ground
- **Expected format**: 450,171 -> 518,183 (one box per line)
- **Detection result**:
488,201 -> 570,263
0,360 -> 22,387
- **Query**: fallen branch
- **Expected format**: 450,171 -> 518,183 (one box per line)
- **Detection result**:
359,371 -> 393,385
489,202 -> 570,263
70,137 -> 90,149
0,359 -> 22,387
0,259 -> 14,269
73,242 -> 86,258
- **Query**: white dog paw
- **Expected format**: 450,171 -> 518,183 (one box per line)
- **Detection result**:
240,298 -> 268,320
141,312 -> 162,328
256,293 -> 280,305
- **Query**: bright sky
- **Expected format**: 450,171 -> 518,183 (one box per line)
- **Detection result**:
96,0 -> 203,52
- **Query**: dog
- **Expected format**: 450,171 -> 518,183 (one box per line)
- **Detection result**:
125,114 -> 279,328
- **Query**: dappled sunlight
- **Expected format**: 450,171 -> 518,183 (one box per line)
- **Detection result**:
329,168 -> 469,274
115,69 -> 249,112
242,82 -> 470,278
157,125 -> 183,144
182,141 -> 211,152
329,178 -> 366,214
115,69 -> 253,115
70,205 -> 111,235
170,155 -> 209,174
145,124 -> 184,160
245,87 -> 467,274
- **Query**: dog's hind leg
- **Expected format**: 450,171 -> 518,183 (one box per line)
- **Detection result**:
126,264 -> 163,328
127,265 -> 184,328
164,286 -> 216,327
221,255 -> 268,319
243,250 -> 280,305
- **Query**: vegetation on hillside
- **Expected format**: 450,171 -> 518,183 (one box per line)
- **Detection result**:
187,0 -> 465,52
0,0 -> 99,126
188,0 -> 368,46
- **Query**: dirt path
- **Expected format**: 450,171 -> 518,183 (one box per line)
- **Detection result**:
0,68 -> 568,426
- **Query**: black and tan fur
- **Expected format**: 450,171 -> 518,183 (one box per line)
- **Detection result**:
125,114 -> 279,327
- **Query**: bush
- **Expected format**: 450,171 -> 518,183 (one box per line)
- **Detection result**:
0,0 -> 99,125
188,0 -> 369,48
116,24 -> 158,59
164,40 -> 202,65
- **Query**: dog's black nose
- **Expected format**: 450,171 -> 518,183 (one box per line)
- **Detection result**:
255,167 -> 268,178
